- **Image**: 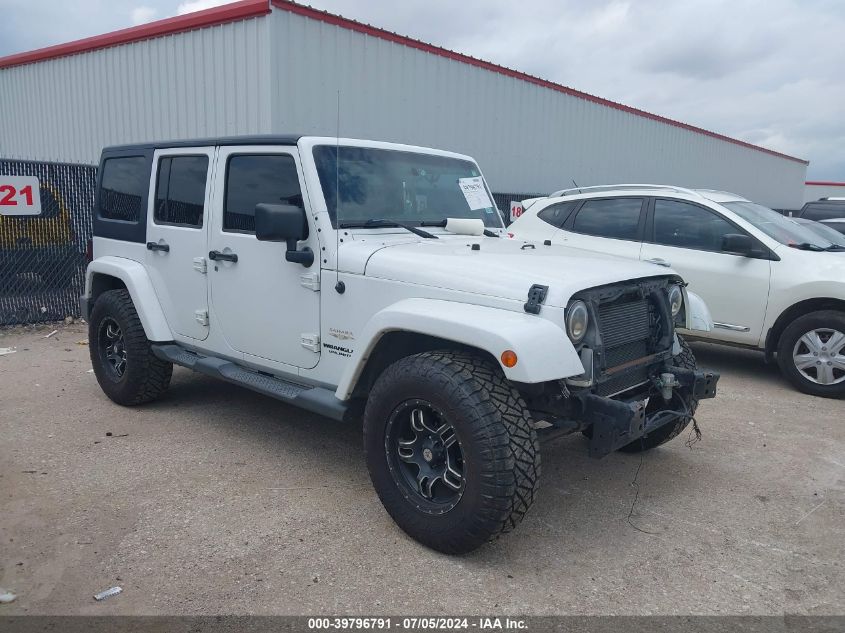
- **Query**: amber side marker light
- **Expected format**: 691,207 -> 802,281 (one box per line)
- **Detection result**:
501,350 -> 518,368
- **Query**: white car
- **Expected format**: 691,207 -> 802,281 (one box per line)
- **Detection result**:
509,185 -> 845,398
81,140 -> 718,554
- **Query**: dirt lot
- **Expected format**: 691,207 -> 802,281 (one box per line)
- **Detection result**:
0,322 -> 843,616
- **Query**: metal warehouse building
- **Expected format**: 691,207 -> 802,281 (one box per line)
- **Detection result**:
0,0 -> 808,209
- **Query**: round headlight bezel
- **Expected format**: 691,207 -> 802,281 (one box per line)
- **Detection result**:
668,284 -> 684,317
566,300 -> 589,344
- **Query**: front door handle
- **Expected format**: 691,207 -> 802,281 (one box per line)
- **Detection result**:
208,250 -> 238,263
645,257 -> 671,268
146,241 -> 170,253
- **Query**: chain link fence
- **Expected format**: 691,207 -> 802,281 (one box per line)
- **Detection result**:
1,160 -> 96,325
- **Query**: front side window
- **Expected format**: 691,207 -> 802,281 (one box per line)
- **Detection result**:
313,145 -> 502,228
99,156 -> 148,222
537,201 -> 578,228
570,198 -> 643,240
154,155 -> 208,227
653,199 -> 741,252
224,154 -> 303,233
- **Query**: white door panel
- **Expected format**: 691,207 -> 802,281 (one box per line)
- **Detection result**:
145,148 -> 214,341
642,198 -> 771,345
209,147 -> 320,369
640,243 -> 770,343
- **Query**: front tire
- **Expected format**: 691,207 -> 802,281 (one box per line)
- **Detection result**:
777,310 -> 845,398
89,289 -> 173,406
363,350 -> 540,554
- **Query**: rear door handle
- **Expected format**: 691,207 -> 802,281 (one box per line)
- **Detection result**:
146,241 -> 170,252
208,250 -> 238,263
645,257 -> 671,267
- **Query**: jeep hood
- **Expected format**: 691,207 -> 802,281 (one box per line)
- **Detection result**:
340,235 -> 674,308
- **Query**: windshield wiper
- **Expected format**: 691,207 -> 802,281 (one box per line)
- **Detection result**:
788,242 -> 826,252
825,245 -> 845,252
338,219 -> 438,239
420,219 -> 500,237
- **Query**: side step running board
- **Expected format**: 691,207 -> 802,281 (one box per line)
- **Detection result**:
151,343 -> 350,422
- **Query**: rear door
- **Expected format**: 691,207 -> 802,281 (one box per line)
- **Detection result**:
640,197 -> 771,345
145,148 -> 214,341
559,197 -> 645,260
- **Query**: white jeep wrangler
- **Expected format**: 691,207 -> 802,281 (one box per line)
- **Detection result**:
82,136 -> 719,554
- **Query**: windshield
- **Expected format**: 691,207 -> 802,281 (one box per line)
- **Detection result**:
313,146 -> 503,228
796,218 -> 845,247
723,201 -> 840,249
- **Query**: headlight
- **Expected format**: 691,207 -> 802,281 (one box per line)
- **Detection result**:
668,285 -> 683,317
566,300 -> 589,344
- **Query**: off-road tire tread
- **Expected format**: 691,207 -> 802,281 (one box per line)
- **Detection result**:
364,350 -> 540,553
89,289 -> 172,406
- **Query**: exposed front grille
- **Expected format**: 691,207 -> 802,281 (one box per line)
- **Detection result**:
593,289 -> 665,396
604,339 -> 649,367
598,299 -> 651,348
571,278 -> 675,398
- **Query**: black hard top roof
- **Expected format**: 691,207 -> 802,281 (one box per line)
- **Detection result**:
104,134 -> 304,153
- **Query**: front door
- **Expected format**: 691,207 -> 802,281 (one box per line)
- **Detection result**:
208,147 -> 321,369
145,148 -> 214,341
640,197 -> 771,345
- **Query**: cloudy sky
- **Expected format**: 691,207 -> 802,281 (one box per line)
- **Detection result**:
1,0 -> 843,179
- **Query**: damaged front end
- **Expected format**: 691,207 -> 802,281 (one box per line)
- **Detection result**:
521,277 -> 720,457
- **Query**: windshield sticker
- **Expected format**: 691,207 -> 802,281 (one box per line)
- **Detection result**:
458,176 -> 493,211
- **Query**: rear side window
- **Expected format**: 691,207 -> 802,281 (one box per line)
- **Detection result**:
653,199 -> 740,252
570,198 -> 643,240
224,154 -> 303,233
99,156 -> 148,222
537,201 -> 578,228
154,155 -> 208,227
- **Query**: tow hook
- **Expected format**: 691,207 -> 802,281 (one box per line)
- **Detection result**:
657,372 -> 680,401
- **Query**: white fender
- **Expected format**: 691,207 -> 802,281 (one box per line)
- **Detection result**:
336,298 -> 584,399
684,289 -> 713,332
84,256 -> 172,341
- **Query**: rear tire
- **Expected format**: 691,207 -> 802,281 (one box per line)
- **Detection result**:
89,289 -> 172,406
363,350 -> 540,554
616,336 -> 699,453
777,310 -> 845,398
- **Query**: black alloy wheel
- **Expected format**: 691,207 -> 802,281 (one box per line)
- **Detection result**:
385,400 -> 465,514
98,316 -> 127,380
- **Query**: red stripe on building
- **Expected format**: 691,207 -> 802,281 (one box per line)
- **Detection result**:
0,0 -> 270,70
806,181 -> 845,186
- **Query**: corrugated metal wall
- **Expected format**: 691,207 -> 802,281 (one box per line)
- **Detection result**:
0,14 -> 271,164
268,9 -> 806,209
0,5 -> 807,209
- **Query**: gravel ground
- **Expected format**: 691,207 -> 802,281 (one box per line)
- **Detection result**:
0,322 -> 843,615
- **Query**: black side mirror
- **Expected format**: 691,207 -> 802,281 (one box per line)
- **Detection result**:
721,233 -> 753,256
255,203 -> 313,267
